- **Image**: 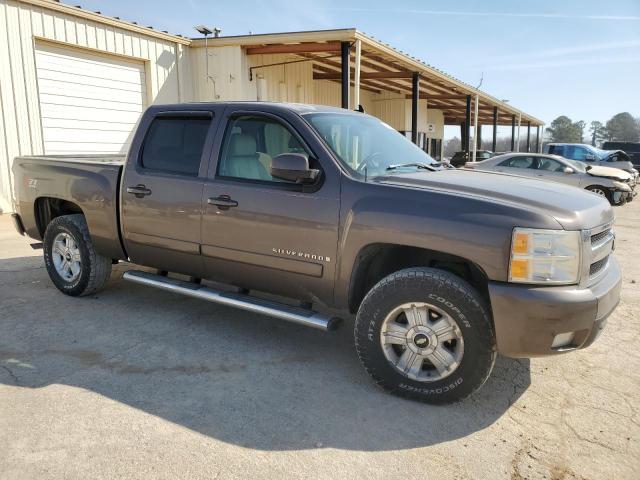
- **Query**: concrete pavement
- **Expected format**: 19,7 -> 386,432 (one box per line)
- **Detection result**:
0,202 -> 638,479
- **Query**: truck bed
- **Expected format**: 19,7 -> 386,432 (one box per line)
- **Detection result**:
12,154 -> 126,260
16,154 -> 126,166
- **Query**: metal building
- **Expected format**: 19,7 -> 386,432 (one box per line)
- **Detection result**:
0,0 -> 543,212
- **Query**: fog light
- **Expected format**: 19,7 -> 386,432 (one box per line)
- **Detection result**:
551,332 -> 576,349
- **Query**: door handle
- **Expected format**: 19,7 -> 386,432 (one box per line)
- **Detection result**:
208,195 -> 238,210
126,184 -> 152,198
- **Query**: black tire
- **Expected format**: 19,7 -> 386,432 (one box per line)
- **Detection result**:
354,267 -> 496,404
43,214 -> 112,296
612,192 -> 627,206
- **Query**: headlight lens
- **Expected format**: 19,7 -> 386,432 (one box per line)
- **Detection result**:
612,181 -> 631,191
509,228 -> 581,284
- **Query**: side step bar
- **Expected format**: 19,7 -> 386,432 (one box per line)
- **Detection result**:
123,270 -> 339,331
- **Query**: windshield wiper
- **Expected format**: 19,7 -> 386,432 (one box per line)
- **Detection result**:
386,162 -> 437,172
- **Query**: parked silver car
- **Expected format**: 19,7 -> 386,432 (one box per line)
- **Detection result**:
465,153 -> 635,205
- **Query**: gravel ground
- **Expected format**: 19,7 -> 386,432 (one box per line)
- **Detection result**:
0,202 -> 638,480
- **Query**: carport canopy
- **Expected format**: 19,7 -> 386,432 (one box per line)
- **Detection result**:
195,28 -> 544,155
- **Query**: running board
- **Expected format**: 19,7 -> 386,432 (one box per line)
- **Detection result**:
123,270 -> 339,331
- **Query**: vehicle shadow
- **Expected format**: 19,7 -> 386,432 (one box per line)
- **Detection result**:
0,256 -> 531,452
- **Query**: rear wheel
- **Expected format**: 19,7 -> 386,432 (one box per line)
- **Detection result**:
43,214 -> 112,296
354,267 -> 496,404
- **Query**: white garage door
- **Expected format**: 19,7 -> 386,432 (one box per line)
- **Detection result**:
35,43 -> 147,154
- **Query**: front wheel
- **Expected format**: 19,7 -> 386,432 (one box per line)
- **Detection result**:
43,214 -> 112,296
354,268 -> 496,404
586,186 -> 614,205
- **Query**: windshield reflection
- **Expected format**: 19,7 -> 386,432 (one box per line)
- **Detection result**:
304,113 -> 436,178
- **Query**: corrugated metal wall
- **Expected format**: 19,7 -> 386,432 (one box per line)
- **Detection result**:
0,1 -> 446,212
0,0 -> 188,212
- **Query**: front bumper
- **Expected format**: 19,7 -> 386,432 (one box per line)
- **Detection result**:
488,256 -> 621,358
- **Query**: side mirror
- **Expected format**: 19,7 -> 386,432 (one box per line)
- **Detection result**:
585,154 -> 596,161
563,167 -> 574,174
270,153 -> 319,184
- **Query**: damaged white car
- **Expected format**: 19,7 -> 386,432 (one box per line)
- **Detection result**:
465,153 -> 635,206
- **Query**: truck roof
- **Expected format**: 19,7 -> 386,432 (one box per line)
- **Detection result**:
150,101 -> 360,116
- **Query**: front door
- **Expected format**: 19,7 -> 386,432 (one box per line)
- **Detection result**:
121,109 -> 220,276
200,109 -> 341,305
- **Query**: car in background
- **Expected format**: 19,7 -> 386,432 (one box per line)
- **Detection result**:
544,143 -> 638,179
465,153 -> 635,205
449,150 -> 494,168
602,141 -> 640,169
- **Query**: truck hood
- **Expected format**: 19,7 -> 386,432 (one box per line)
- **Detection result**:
374,169 -> 614,231
586,165 -> 632,180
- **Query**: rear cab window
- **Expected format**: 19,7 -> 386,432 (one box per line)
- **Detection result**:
140,116 -> 211,176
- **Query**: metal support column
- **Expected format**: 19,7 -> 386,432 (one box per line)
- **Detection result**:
353,39 -> 361,110
464,95 -> 471,154
516,113 -> 522,152
411,72 -> 420,144
526,122 -> 531,152
460,123 -> 466,151
492,106 -> 498,152
536,126 -> 541,152
510,115 -> 516,151
340,41 -> 350,109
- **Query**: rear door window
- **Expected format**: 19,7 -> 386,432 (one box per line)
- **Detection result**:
141,116 -> 211,175
548,145 -> 564,156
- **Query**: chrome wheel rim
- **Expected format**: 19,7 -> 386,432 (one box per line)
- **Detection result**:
590,188 -> 607,197
52,232 -> 82,282
380,302 -> 464,382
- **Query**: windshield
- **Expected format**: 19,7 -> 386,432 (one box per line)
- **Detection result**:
303,113 -> 436,178
593,148 -> 613,160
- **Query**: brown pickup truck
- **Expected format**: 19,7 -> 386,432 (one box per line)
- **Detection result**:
11,102 -> 621,404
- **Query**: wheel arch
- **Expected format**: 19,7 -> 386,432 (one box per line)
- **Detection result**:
34,196 -> 84,238
347,243 -> 492,314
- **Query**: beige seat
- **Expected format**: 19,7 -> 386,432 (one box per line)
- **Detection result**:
223,134 -> 270,180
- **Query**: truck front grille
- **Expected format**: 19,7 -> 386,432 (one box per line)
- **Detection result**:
588,224 -> 614,282
591,229 -> 611,246
589,256 -> 609,277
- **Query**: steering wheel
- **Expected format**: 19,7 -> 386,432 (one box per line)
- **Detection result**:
356,152 -> 383,173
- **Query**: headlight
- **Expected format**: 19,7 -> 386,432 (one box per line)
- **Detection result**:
509,228 -> 581,284
612,181 -> 631,191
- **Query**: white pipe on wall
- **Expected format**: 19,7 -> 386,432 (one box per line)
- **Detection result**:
353,39 -> 361,110
472,94 -> 479,162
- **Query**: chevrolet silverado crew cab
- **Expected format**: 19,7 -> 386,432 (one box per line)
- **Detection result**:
11,102 -> 621,404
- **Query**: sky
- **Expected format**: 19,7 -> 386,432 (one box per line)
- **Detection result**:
78,0 -> 640,139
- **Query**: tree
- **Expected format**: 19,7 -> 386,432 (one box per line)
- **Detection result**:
444,137 -> 461,157
575,120 -> 586,143
546,116 -> 582,142
589,121 -> 606,147
605,112 -> 640,142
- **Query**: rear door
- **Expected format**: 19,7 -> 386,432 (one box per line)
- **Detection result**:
121,108 -> 222,276
200,107 -> 341,304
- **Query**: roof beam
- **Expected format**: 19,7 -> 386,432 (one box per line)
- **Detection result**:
313,71 -> 414,80
246,41 -> 342,55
